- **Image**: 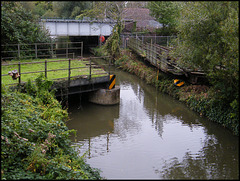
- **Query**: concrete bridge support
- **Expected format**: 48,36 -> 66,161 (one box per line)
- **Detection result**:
88,86 -> 120,105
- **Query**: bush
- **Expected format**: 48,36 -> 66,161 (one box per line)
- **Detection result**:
1,75 -> 102,179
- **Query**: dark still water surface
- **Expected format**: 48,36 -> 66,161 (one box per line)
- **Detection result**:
67,67 -> 239,179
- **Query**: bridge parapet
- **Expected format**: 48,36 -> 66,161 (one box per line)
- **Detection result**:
40,18 -> 116,36
41,18 -> 116,24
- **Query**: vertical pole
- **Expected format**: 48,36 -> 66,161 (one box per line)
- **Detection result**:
81,42 -> 83,57
68,59 -> 71,85
89,58 -> 91,80
18,44 -> 20,59
35,43 -> 37,59
45,60 -> 47,78
66,42 -> 68,59
66,58 -> 71,109
18,61 -> 21,85
51,43 -> 53,58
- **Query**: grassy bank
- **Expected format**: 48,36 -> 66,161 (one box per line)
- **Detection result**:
92,47 -> 239,136
1,58 -> 107,85
1,75 -> 102,180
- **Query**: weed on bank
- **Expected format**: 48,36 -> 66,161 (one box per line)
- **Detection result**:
93,47 -> 239,136
1,74 -> 102,180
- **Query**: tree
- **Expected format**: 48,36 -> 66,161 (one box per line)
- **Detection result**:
76,1 -> 125,60
20,1 -> 54,18
147,1 -> 180,35
171,1 -> 239,104
52,1 -> 92,19
1,1 -> 52,58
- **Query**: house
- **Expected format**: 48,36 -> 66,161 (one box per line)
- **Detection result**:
122,8 -> 162,33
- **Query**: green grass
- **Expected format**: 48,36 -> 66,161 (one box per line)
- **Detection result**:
1,58 -> 108,85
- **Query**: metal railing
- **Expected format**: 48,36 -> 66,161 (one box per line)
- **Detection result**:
1,41 -> 83,60
127,36 -> 206,83
121,34 -> 177,48
1,56 -> 111,86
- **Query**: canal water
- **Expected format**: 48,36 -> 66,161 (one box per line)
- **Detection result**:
66,62 -> 239,179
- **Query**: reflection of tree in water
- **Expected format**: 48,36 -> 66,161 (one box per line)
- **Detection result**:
121,74 -> 204,138
155,135 -> 239,179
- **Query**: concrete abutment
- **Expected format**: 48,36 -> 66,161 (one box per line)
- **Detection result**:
88,86 -> 120,105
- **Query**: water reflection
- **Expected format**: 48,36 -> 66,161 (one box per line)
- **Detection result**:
67,68 -> 239,179
156,133 -> 239,179
68,102 -> 119,140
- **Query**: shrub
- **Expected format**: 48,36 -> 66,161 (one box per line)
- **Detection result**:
1,75 -> 102,179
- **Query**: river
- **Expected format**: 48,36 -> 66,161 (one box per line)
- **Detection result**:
66,61 -> 239,179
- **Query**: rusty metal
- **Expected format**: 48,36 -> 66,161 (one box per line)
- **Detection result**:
128,36 -> 205,83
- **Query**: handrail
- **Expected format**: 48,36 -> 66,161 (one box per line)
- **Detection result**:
1,42 -> 84,60
1,56 -> 111,86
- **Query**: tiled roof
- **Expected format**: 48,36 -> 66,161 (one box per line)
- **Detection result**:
122,8 -> 162,31
122,8 -> 155,21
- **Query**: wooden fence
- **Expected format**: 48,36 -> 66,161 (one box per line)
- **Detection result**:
1,56 -> 111,86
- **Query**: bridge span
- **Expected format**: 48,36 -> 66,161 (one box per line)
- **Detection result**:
40,18 -> 116,37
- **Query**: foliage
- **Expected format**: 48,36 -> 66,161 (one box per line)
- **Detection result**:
20,1 -> 54,18
1,1 -> 52,59
183,91 -> 239,136
52,1 -> 92,19
170,1 -> 239,123
148,1 -> 181,35
20,1 -> 92,19
76,1 -> 126,21
93,47 -> 239,135
103,23 -> 124,60
76,1 -> 126,61
1,74 -> 102,180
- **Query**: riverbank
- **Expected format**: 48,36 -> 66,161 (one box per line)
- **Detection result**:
1,75 -> 102,180
92,47 -> 239,136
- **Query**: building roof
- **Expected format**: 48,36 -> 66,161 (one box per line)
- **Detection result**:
122,8 -> 162,31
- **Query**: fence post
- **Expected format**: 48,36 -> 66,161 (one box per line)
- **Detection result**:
68,59 -> 71,85
18,61 -> 21,85
18,44 -> 20,59
45,60 -> 47,78
35,43 -> 38,59
81,42 -> 83,57
66,42 -> 68,59
89,58 -> 91,80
